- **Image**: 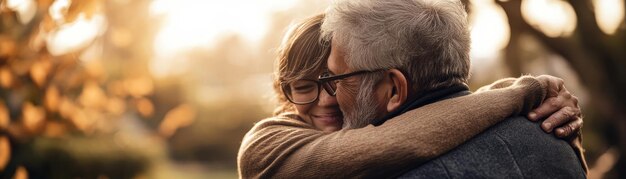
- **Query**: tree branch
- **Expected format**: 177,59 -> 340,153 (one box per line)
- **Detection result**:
495,0 -> 607,90
575,0 -> 626,106
496,0 -> 626,122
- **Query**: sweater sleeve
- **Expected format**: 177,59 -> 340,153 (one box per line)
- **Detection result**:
237,76 -> 546,178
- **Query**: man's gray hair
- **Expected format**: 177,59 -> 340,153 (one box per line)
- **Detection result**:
321,0 -> 471,97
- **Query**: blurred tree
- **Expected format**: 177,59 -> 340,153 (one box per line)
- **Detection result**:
486,0 -> 625,177
0,0 -> 175,178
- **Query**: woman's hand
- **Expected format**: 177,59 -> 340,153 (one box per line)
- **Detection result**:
529,75 -> 582,139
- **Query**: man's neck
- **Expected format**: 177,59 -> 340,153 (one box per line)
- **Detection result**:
371,84 -> 471,126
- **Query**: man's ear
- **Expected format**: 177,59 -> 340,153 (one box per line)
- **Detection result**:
386,69 -> 408,112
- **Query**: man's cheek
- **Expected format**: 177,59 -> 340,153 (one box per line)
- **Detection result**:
336,91 -> 356,114
336,94 -> 352,115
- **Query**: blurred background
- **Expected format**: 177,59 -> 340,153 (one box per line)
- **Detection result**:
0,0 -> 623,178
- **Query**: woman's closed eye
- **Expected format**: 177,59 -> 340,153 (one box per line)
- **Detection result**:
292,84 -> 316,93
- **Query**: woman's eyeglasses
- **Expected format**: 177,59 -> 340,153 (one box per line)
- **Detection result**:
281,69 -> 385,105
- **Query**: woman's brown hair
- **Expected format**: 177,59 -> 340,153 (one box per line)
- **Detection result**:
273,14 -> 330,115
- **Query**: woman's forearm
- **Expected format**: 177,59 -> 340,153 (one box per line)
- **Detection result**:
386,76 -> 546,161
238,76 -> 546,178
296,77 -> 545,178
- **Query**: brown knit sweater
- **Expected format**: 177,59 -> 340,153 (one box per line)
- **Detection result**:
237,76 -> 587,178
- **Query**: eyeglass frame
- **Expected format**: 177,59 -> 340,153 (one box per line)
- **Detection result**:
279,69 -> 386,105
318,69 -> 387,96
280,79 -> 326,105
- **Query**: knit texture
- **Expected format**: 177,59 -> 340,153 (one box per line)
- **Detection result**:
237,76 -> 586,178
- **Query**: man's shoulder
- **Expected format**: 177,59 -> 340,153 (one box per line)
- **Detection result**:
399,116 -> 585,178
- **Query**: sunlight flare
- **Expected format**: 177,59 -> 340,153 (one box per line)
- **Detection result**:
149,0 -> 296,77
5,0 -> 37,24
594,0 -> 625,35
46,13 -> 107,56
469,0 -> 511,61
522,0 -> 577,37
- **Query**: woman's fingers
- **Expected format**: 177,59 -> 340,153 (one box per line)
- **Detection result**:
529,97 -> 563,121
536,75 -> 563,97
529,75 -> 583,139
540,106 -> 580,133
555,117 -> 583,138
528,75 -> 568,121
529,85 -> 578,122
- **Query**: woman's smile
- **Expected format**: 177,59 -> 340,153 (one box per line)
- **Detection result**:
311,112 -> 343,126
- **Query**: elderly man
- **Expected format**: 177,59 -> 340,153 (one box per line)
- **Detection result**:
319,0 -> 586,178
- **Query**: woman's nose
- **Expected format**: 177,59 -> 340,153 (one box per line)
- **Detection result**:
318,88 -> 338,106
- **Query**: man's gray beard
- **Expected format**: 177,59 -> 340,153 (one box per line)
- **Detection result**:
342,77 -> 381,129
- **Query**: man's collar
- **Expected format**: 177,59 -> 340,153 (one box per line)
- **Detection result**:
371,84 -> 471,126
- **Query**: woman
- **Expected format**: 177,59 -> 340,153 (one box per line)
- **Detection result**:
238,14 -> 585,178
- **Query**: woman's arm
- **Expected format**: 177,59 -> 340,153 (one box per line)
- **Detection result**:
238,76 -> 570,178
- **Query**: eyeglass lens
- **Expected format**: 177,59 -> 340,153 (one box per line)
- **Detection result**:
284,80 -> 319,104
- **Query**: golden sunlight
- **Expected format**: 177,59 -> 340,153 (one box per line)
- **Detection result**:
46,13 -> 106,56
469,0 -> 510,61
5,0 -> 36,24
149,0 -> 297,77
594,0 -> 625,35
521,0 -> 577,37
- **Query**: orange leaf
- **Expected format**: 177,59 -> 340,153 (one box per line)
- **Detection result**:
79,81 -> 107,109
0,101 -> 9,130
0,36 -> 16,58
158,104 -> 197,138
135,98 -> 154,118
106,97 -> 126,116
9,58 -> 34,76
45,86 -> 60,112
85,60 -> 105,80
0,67 -> 14,88
0,136 -> 10,171
22,102 -> 46,133
59,97 -> 77,119
124,77 -> 154,98
13,166 -> 28,179
43,121 -> 66,138
37,0 -> 55,10
30,56 -> 52,87
106,80 -> 126,97
70,109 -> 96,134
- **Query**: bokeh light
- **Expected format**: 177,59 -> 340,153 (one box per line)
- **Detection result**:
149,0 -> 297,78
594,0 -> 625,34
469,0 -> 511,61
522,0 -> 577,37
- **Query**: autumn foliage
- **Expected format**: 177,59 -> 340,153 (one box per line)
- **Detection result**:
0,0 -> 200,178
